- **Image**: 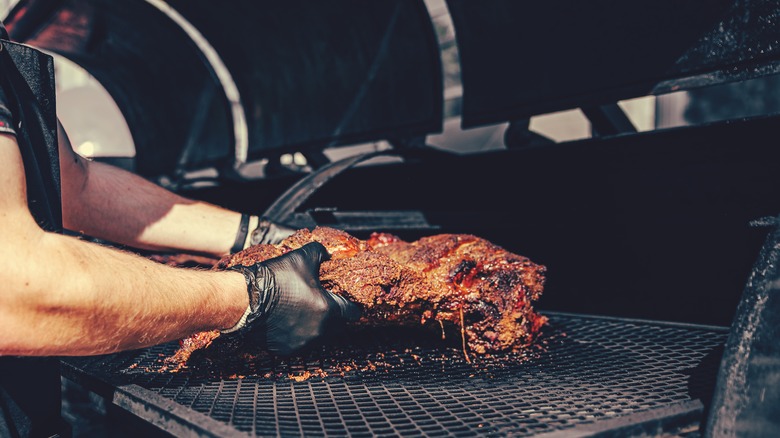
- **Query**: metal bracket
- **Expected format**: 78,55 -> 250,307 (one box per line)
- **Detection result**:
581,103 -> 637,137
504,118 -> 555,149
261,150 -> 401,225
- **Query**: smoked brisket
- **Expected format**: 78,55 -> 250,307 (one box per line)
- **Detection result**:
166,227 -> 546,368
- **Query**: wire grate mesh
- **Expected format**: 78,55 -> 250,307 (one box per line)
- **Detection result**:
63,313 -> 727,437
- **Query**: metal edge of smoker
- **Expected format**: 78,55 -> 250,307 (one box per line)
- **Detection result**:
532,400 -> 705,438
61,361 -> 245,438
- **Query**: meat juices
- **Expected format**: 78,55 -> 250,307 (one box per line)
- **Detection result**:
167,227 -> 546,367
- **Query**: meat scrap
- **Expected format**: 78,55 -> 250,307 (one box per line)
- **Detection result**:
166,227 -> 546,368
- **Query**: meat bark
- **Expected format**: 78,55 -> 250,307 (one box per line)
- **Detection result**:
166,227 -> 546,368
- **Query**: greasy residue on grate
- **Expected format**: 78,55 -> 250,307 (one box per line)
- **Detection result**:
64,314 -> 727,437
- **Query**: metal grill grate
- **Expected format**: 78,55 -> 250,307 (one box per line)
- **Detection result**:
63,313 -> 727,437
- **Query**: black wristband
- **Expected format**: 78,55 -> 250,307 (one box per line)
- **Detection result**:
231,213 -> 251,254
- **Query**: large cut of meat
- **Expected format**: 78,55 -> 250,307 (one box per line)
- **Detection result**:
166,227 -> 546,368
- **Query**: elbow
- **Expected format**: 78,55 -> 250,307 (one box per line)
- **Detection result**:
0,247 -> 61,353
0,285 -> 86,356
0,250 -> 51,336
0,307 -> 40,355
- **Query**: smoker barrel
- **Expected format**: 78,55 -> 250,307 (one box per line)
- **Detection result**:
5,0 -> 442,179
445,0 -> 780,127
63,313 -> 726,437
5,0 -> 777,435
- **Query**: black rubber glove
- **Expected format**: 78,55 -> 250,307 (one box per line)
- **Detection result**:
222,242 -> 361,355
249,217 -> 297,246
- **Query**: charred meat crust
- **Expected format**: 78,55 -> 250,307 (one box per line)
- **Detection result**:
168,227 -> 546,367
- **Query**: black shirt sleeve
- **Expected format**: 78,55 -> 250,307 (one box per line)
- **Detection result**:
0,24 -> 17,136
0,83 -> 17,136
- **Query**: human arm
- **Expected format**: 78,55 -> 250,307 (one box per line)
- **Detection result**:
3,131 -> 356,356
57,122 -> 245,257
0,133 -> 249,356
58,123 -> 295,256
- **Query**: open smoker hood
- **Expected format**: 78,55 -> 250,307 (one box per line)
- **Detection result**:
5,0 -> 780,436
5,0 -> 442,179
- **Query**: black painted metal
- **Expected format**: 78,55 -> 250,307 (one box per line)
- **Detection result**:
704,217 -> 780,437
163,0 -> 443,163
5,0 -> 233,178
446,0 -> 780,127
581,104 -> 638,137
251,115 -> 779,328
63,313 -> 727,437
504,119 -> 556,149
305,210 -> 438,233
261,151 -> 395,227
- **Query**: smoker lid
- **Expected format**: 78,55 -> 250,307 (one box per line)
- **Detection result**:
446,0 -> 780,128
4,0 -> 442,178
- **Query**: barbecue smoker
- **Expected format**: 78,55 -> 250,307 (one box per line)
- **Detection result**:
6,0 -> 780,436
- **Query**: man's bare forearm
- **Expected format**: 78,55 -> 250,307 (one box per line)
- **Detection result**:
62,159 -> 242,256
0,228 -> 247,356
57,123 -> 244,257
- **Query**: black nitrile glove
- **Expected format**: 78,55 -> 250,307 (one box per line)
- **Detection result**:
222,242 -> 361,355
249,217 -> 297,246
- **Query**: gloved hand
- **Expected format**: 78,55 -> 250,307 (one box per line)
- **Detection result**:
249,217 -> 297,246
222,242 -> 361,355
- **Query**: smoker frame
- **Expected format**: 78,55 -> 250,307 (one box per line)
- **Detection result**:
4,0 -> 780,436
